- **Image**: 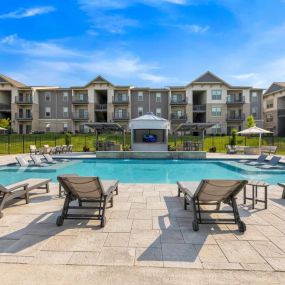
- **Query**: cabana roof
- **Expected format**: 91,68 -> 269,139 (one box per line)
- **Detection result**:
84,123 -> 124,132
174,123 -> 216,133
129,112 -> 170,130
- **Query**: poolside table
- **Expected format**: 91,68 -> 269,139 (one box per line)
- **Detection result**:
243,180 -> 269,209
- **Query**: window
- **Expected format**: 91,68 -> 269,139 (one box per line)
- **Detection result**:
45,123 -> 50,132
266,114 -> 273,122
45,92 -> 51,102
63,123 -> 68,132
211,90 -> 222,100
138,91 -> 144,101
212,124 -> 222,134
156,108 -> 161,117
252,107 -> 257,118
266,99 -> 274,109
63,107 -> 68,118
211,107 -> 222,116
171,93 -> 183,102
156,93 -> 161,103
63,92 -> 68,102
138,107 -> 143,116
79,93 -> 85,101
45,107 -> 51,117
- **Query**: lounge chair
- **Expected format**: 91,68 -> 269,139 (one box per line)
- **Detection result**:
239,154 -> 267,164
245,154 -> 268,166
278,183 -> 285,199
177,179 -> 248,232
16,156 -> 34,167
30,155 -> 49,167
258,156 -> 283,169
226,145 -> 236,154
56,176 -> 119,227
261,146 -> 277,155
29,145 -> 41,154
0,178 -> 51,218
43,154 -> 57,164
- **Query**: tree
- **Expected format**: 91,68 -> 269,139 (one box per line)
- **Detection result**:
0,118 -> 10,129
230,128 -> 237,146
64,132 -> 71,146
246,115 -> 255,128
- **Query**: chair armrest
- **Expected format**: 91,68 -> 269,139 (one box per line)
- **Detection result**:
4,183 -> 29,193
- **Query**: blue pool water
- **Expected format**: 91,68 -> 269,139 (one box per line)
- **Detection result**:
0,159 -> 284,185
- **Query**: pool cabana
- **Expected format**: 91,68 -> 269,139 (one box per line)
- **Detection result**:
129,113 -> 170,151
173,123 -> 216,151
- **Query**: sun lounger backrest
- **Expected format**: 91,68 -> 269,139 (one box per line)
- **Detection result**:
58,176 -> 104,199
257,154 -> 267,162
194,179 -> 248,202
269,156 -> 281,165
30,155 -> 42,165
15,156 -> 29,167
43,154 -> 53,163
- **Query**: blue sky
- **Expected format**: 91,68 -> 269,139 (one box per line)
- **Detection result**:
0,0 -> 285,88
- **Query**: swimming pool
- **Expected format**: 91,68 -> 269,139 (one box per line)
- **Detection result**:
0,159 -> 284,185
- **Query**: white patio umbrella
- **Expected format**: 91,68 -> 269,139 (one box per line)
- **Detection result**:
237,126 -> 272,147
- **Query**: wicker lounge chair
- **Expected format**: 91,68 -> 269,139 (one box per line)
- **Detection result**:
56,176 -> 119,227
258,156 -> 283,170
177,179 -> 248,232
239,154 -> 267,164
30,155 -> 49,167
0,178 -> 51,218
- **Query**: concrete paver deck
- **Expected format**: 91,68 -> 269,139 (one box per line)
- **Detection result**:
0,182 -> 285,284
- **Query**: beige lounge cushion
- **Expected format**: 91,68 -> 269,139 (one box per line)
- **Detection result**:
177,181 -> 200,197
7,178 -> 51,191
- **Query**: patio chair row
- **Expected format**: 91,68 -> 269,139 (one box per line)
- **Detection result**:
226,145 -> 277,155
30,144 -> 73,155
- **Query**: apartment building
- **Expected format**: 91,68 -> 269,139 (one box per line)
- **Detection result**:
0,71 -> 263,134
263,82 -> 285,136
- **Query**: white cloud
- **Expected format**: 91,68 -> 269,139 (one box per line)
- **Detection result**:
0,35 -> 170,86
174,24 -> 210,34
0,6 -> 55,19
0,34 -> 80,58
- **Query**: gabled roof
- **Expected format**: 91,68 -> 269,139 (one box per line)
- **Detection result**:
0,73 -> 26,88
189,71 -> 230,86
85,75 -> 113,87
264,82 -> 285,95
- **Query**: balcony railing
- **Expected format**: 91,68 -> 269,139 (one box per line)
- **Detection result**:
15,96 -> 33,104
72,96 -> 89,104
112,96 -> 129,104
171,114 -> 187,121
226,96 -> 245,104
113,112 -> 129,120
15,113 -> 33,120
72,113 -> 89,120
193,104 -> 206,112
226,113 -> 245,121
95,104 -> 107,111
170,97 -> 188,105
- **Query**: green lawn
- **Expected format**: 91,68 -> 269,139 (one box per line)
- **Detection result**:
0,133 -> 284,154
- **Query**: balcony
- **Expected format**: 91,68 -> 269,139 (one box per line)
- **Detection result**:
193,104 -> 206,112
15,96 -> 33,104
112,96 -> 129,105
226,113 -> 245,121
72,113 -> 89,121
170,97 -> 188,105
95,104 -> 107,111
0,104 -> 11,112
113,112 -> 129,120
15,113 -> 33,120
171,114 -> 187,122
72,96 -> 89,104
226,96 -> 245,104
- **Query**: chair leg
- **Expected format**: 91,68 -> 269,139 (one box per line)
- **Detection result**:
0,194 -> 8,218
78,200 -> 82,207
46,183 -> 50,193
101,196 -> 107,227
110,195 -> 114,207
115,187 -> 118,195
191,198 -> 199,231
178,187 -> 181,197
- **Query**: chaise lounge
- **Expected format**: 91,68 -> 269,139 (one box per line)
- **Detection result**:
177,179 -> 248,232
57,176 -> 119,227
0,178 -> 51,218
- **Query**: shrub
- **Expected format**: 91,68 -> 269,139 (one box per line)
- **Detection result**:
64,132 -> 71,146
230,128 -> 237,146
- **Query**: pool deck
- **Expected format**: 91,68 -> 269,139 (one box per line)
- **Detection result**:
1,182 -> 285,284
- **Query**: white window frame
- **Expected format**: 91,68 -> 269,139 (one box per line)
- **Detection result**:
211,107 -> 222,116
211,90 -> 222,100
156,93 -> 161,103
266,99 -> 274,109
138,92 -> 144,101
63,123 -> 68,132
45,123 -> 51,132
63,92 -> 69,102
45,107 -> 51,118
138,107 -> 143,116
63,107 -> 69,118
45,92 -> 51,102
156,108 -> 161,117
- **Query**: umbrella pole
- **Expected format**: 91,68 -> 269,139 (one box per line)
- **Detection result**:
259,133 -> 261,148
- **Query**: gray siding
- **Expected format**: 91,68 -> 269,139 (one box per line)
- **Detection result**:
149,91 -> 169,119
131,91 -> 150,118
38,90 -> 72,119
